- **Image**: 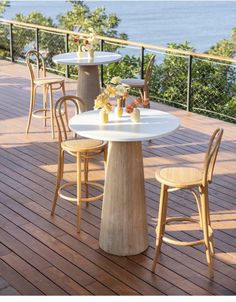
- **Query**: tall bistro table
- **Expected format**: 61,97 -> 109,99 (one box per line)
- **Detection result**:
53,51 -> 122,110
69,108 -> 180,256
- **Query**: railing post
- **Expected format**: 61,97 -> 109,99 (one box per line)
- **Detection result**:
35,28 -> 39,51
9,23 -> 14,62
100,39 -> 104,87
141,46 -> 145,79
65,33 -> 70,78
187,55 -> 193,112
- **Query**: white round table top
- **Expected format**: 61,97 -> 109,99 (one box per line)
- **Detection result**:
69,108 -> 180,142
52,51 -> 122,66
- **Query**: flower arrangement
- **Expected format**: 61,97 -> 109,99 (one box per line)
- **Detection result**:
105,76 -> 128,107
125,97 -> 143,113
81,27 -> 99,52
94,93 -> 112,113
94,92 -> 112,124
125,97 -> 143,122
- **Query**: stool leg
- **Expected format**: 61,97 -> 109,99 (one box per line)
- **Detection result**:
43,84 -> 48,127
204,187 -> 214,256
60,150 -> 64,178
51,150 -> 64,215
200,187 -> 213,272
61,83 -> 69,131
152,184 -> 168,272
104,145 -> 108,172
49,84 -> 55,139
26,85 -> 36,134
84,157 -> 89,207
76,152 -> 82,233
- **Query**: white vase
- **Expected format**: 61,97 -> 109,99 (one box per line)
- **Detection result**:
131,108 -> 140,123
88,49 -> 94,61
99,110 -> 108,124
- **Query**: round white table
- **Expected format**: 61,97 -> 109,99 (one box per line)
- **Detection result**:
69,108 -> 180,256
53,51 -> 122,110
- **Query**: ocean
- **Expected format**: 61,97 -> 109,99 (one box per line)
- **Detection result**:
3,1 -> 236,55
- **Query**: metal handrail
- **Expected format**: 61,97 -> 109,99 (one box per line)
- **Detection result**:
0,18 -> 235,122
1,18 -> 236,64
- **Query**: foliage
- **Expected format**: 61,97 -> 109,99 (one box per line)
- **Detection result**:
58,0 -> 127,52
0,0 -> 10,57
0,0 -> 9,17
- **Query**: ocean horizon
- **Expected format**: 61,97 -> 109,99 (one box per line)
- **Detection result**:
3,1 -> 236,55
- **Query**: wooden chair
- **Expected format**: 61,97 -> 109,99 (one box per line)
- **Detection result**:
152,128 -> 223,273
121,54 -> 156,108
25,50 -> 67,139
51,95 -> 107,232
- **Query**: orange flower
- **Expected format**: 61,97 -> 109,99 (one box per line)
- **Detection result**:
83,39 -> 89,46
126,104 -> 134,114
143,98 -> 150,106
74,36 -> 79,44
133,97 -> 142,106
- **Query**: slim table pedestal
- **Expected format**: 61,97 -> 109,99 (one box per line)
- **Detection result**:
77,65 -> 101,110
99,141 -> 148,256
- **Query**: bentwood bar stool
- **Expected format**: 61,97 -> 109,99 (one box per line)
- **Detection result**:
152,128 -> 223,272
121,54 -> 156,108
51,95 -> 107,232
25,50 -> 66,139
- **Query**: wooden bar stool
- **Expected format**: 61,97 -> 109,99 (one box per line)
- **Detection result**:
25,50 -> 67,139
51,95 -> 107,232
152,128 -> 223,273
121,54 -> 156,108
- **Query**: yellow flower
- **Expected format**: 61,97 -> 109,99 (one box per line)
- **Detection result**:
105,85 -> 117,97
116,84 -> 127,96
110,76 -> 122,85
94,93 -> 109,109
103,102 -> 113,113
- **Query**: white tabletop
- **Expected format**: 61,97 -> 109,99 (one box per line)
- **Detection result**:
69,108 -> 180,142
52,51 -> 122,66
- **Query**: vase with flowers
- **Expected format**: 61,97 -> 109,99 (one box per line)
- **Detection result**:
81,28 -> 99,61
104,76 -> 128,119
126,97 -> 143,123
94,93 -> 112,124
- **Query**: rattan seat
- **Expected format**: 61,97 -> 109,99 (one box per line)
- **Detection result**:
155,167 -> 203,189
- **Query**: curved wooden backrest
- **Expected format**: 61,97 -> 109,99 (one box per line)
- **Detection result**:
54,95 -> 86,143
202,128 -> 223,185
25,50 -> 46,83
144,54 -> 156,87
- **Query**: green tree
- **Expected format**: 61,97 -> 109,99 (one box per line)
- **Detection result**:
58,0 -> 127,52
150,39 -> 236,120
0,0 -> 10,57
58,1 -> 127,39
12,12 -> 64,69
0,0 -> 9,17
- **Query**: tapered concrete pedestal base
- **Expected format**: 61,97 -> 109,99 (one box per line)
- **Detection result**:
99,141 -> 148,256
77,66 -> 100,110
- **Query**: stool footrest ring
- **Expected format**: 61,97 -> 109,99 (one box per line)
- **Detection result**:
58,181 -> 103,203
161,216 -> 213,247
32,108 -> 51,119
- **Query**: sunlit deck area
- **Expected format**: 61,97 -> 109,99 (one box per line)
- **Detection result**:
0,59 -> 236,295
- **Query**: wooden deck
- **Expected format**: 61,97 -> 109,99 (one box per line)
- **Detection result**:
0,59 -> 236,295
